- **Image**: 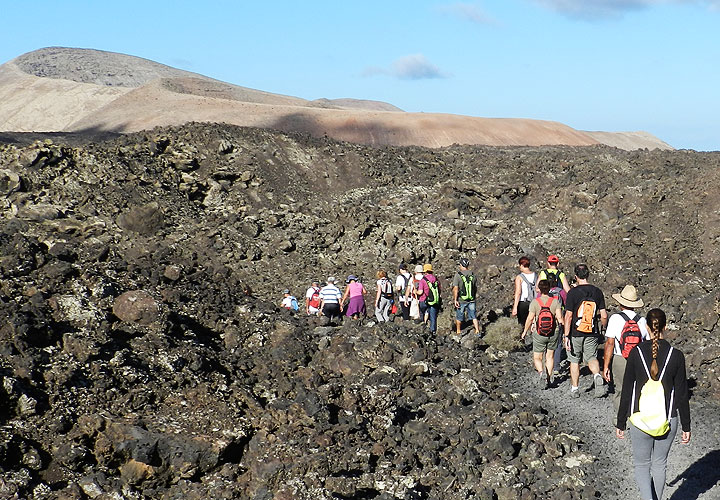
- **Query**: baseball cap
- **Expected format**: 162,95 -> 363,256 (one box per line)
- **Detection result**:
459,258 -> 470,268
547,255 -> 559,264
283,289 -> 290,294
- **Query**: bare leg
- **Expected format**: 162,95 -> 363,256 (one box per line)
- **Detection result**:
570,362 -> 580,387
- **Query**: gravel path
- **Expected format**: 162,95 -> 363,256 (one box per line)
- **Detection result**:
504,350 -> 720,499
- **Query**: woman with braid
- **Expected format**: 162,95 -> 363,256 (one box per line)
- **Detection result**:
616,308 -> 691,500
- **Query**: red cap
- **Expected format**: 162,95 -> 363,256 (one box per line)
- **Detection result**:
547,255 -> 559,264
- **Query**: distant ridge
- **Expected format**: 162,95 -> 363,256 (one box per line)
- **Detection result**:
0,47 -> 672,150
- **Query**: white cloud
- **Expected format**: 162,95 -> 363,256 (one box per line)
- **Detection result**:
440,2 -> 496,24
534,0 -> 720,19
363,54 -> 448,80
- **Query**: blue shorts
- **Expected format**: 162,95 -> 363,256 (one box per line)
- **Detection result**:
456,301 -> 476,321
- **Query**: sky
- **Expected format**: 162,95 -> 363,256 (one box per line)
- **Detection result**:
1,0 -> 719,151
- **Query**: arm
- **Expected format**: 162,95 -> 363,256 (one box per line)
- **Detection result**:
512,275 -> 521,316
616,350 -> 639,434
522,311 -> 535,339
603,338 -> 615,382
560,273 -> 571,293
340,287 -> 350,307
453,285 -> 459,309
674,350 -> 691,437
375,284 -> 381,306
599,308 -> 608,330
534,271 -> 544,294
563,309 -> 573,350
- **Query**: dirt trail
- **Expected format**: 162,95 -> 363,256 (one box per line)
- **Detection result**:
504,349 -> 720,499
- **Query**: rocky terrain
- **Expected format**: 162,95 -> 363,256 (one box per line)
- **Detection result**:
0,47 -> 672,150
0,123 -> 719,499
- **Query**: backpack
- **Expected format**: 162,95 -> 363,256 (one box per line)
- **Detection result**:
575,299 -> 598,335
618,312 -> 643,358
381,278 -> 394,300
398,273 -> 410,297
425,278 -> 441,307
520,273 -> 536,301
535,297 -> 556,336
548,286 -> 564,307
308,287 -> 321,309
629,347 -> 674,437
459,273 -> 475,301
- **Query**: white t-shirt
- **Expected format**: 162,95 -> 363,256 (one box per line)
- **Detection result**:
281,296 -> 297,310
377,278 -> 393,297
305,286 -> 321,312
319,284 -> 342,304
605,309 -> 650,355
395,272 -> 412,304
519,272 -> 537,301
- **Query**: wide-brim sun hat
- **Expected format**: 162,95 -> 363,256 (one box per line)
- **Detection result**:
414,265 -> 424,273
423,263 -> 433,272
612,285 -> 644,308
346,275 -> 357,283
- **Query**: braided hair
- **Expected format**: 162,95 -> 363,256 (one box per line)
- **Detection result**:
645,308 -> 667,380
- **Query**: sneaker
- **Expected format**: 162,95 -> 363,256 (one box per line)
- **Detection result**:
594,375 -> 605,397
570,387 -> 580,398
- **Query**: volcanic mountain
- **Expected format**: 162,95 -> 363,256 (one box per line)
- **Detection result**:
0,47 -> 672,150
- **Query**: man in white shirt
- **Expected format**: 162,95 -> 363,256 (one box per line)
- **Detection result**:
602,284 -> 650,426
305,279 -> 322,315
395,263 -> 412,320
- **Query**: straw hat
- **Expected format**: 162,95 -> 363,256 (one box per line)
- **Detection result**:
612,285 -> 644,308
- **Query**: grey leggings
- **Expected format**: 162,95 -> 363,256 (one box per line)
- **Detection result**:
375,297 -> 392,322
629,417 -> 678,500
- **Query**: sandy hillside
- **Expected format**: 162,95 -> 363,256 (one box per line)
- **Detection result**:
0,47 -> 671,150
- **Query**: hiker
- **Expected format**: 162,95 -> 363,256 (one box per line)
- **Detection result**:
616,308 -> 691,500
452,258 -> 479,335
305,279 -> 322,316
417,263 -> 441,334
395,263 -> 413,320
522,279 -> 564,389
536,254 -> 571,293
341,275 -> 367,320
546,274 -> 568,373
406,264 -> 424,321
563,263 -> 608,398
602,285 -> 650,427
319,277 -> 343,324
512,256 -> 536,332
375,269 -> 394,322
280,289 -> 299,311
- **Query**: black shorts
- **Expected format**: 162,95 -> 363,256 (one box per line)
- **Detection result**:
322,303 -> 341,319
517,300 -> 530,326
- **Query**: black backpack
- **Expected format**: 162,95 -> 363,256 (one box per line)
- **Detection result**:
459,273 -> 475,301
425,279 -> 441,307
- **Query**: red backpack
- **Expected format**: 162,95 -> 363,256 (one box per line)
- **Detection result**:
308,287 -> 321,309
618,312 -> 642,358
536,297 -> 556,336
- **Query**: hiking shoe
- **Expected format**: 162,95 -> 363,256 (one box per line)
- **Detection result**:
546,372 -> 553,389
570,388 -> 580,398
594,375 -> 605,397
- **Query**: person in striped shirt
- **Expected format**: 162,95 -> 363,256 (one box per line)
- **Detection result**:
319,276 -> 343,324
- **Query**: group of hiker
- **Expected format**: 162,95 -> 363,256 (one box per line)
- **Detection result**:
281,262 -> 456,334
513,255 -> 691,500
280,253 -> 691,500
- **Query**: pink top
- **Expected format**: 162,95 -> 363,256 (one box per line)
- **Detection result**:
348,281 -> 364,298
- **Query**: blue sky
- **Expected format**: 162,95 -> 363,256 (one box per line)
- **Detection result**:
1,0 -> 719,150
